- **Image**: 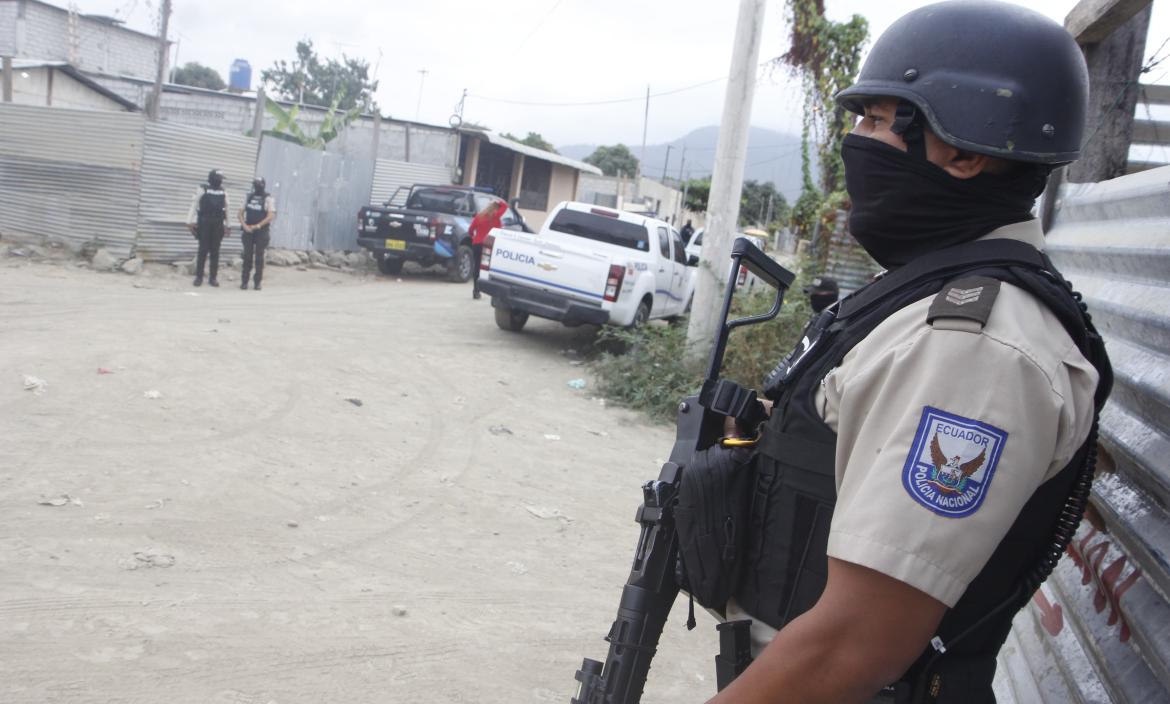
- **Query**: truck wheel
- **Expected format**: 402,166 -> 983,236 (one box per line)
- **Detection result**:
378,257 -> 403,275
448,245 -> 474,283
495,305 -> 529,332
629,299 -> 651,329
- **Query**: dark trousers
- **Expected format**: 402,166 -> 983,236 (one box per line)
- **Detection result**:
241,228 -> 270,285
195,224 -> 224,280
471,244 -> 484,293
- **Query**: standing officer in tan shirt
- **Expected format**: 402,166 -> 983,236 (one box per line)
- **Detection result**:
702,2 -> 1112,703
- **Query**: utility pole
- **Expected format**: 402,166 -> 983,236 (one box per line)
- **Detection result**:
637,84 -> 650,200
685,0 -> 766,365
415,69 -> 429,121
146,0 -> 171,120
662,144 -> 672,181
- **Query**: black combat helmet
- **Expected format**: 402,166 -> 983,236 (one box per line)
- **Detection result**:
836,0 -> 1089,164
252,177 -> 266,194
207,169 -> 224,188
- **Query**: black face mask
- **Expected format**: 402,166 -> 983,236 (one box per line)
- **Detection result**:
841,133 -> 1044,269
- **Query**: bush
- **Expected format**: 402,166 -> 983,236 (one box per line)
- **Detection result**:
591,276 -> 816,422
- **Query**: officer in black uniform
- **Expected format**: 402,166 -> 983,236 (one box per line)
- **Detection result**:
804,275 -> 839,313
700,2 -> 1112,702
238,177 -> 275,291
186,169 -> 231,287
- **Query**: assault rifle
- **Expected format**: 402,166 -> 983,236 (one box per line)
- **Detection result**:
571,238 -> 796,704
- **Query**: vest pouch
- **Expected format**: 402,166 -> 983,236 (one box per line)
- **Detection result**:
674,445 -> 756,610
896,654 -> 997,704
738,428 -> 837,631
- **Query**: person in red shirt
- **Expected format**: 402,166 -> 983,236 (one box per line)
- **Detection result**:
468,200 -> 506,299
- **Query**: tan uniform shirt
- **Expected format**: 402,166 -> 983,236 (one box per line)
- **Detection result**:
727,219 -> 1098,648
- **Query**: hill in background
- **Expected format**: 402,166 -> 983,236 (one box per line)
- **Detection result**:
560,125 -> 809,202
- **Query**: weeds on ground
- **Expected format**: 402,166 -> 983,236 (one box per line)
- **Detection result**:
591,280 -> 815,422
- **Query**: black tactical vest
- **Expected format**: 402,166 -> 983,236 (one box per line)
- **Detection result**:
735,238 -> 1111,702
197,188 -> 226,233
244,192 -> 269,232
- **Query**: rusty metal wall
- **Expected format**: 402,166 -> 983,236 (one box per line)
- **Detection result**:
0,103 -> 144,258
135,121 -> 257,262
994,166 -> 1170,702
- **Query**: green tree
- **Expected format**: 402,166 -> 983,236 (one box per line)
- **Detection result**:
261,39 -> 378,112
500,131 -> 558,153
172,62 -> 225,91
781,0 -> 868,261
584,144 -> 639,177
739,180 -> 788,227
683,177 -> 711,211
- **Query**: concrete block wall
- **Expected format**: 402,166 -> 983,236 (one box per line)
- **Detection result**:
10,1 -> 158,79
0,2 -> 18,55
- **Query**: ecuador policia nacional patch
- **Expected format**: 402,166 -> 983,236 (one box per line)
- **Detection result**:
902,407 -> 1008,518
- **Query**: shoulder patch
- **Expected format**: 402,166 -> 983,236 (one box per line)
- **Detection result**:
927,276 -> 1001,329
902,406 -> 1008,518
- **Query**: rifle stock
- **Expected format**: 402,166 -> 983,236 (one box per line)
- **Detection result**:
572,239 -> 794,704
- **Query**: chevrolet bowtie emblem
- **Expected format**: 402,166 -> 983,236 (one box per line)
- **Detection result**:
388,221 -> 401,228
945,286 -> 984,306
537,262 -> 558,272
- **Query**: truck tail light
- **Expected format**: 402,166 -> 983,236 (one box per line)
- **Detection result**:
605,264 -> 625,302
481,235 -> 495,270
429,217 -> 441,240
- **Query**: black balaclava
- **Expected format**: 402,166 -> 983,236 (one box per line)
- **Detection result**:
841,102 -> 1047,270
252,177 -> 266,196
207,170 -> 224,189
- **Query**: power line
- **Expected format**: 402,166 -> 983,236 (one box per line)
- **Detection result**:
515,0 -> 570,51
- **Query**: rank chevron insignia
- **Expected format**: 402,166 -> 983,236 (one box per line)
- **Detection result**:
945,286 -> 985,306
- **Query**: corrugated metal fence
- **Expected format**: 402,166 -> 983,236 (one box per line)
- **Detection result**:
136,121 -> 257,262
0,104 -> 144,258
993,166 -> 1170,702
256,133 -> 376,251
0,103 -> 258,262
370,159 -> 453,207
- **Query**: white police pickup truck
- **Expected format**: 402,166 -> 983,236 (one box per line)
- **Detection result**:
477,202 -> 697,332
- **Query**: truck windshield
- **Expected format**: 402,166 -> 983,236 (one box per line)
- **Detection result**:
406,189 -> 472,215
548,209 -> 648,251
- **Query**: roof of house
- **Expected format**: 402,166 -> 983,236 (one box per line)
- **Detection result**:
12,60 -> 141,111
474,130 -> 603,175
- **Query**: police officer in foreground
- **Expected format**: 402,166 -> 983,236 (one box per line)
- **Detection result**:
702,2 -> 1111,702
238,177 -> 276,291
186,169 -> 231,287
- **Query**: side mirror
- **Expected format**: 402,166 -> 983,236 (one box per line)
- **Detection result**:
687,254 -> 699,267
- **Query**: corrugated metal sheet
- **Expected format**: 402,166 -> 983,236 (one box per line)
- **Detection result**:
0,104 -> 144,257
135,121 -> 257,262
995,166 -> 1170,702
256,137 -> 321,251
318,129 -> 375,251
370,159 -> 453,207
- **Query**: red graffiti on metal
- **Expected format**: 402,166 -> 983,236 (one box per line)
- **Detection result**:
1062,527 -> 1143,644
1032,589 -> 1064,636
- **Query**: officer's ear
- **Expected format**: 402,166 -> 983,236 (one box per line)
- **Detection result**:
924,131 -> 993,180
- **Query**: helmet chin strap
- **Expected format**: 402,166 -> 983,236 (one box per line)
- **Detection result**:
891,101 -> 928,161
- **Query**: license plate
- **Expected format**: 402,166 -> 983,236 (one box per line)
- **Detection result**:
385,239 -> 406,251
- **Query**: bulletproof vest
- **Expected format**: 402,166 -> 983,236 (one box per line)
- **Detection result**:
735,238 -> 1111,702
245,192 -> 269,230
197,188 -> 226,231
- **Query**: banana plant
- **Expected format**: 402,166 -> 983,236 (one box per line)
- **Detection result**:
264,94 -> 362,151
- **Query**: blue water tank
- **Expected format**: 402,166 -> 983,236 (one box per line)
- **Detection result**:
229,59 -> 252,92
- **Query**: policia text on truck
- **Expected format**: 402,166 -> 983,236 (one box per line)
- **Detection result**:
571,2 -> 1113,703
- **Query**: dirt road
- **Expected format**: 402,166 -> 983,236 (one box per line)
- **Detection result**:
0,258 -> 720,703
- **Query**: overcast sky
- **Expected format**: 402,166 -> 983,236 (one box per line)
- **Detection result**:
81,0 -> 1170,149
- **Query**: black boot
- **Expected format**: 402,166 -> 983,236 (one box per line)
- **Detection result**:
240,280 -> 248,290
193,276 -> 203,287
209,279 -> 219,287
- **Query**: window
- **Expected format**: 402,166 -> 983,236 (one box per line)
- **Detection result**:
548,209 -> 648,251
408,188 -> 473,215
500,208 -> 519,228
657,227 -> 670,258
519,160 -> 552,211
671,230 -> 687,264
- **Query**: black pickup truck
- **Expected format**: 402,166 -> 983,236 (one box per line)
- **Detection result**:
356,184 -> 530,282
